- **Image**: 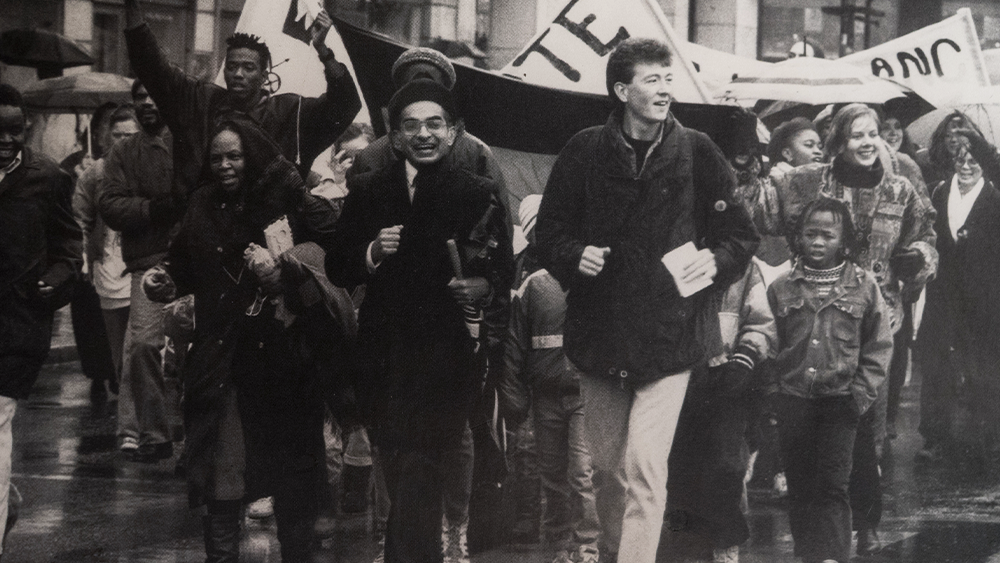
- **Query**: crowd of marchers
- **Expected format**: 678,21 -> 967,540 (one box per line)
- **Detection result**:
1,2 -> 999,563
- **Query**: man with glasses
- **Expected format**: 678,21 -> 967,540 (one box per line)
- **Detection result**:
326,79 -> 512,563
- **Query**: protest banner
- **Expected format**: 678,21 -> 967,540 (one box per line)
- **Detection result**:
500,0 -> 711,103
841,8 -> 990,107
220,0 -> 369,120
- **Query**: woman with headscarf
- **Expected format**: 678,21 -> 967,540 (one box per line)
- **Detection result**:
916,129 -> 1000,468
142,116 -> 355,562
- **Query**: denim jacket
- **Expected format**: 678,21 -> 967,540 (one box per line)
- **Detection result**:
766,260 -> 893,414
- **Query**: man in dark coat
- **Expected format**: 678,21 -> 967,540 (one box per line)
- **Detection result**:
99,80 -> 179,463
535,38 -> 759,563
326,80 -> 513,563
122,0 -> 362,197
0,84 -> 82,551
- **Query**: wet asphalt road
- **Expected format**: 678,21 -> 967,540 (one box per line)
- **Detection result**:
6,353 -> 1000,562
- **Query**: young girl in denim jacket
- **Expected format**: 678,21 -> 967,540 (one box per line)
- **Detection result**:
767,198 -> 893,563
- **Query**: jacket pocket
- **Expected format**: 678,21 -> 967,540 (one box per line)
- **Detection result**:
831,298 -> 865,349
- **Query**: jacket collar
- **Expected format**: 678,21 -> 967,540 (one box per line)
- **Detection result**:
600,107 -> 679,177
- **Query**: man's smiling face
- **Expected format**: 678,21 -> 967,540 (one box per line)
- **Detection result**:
0,105 -> 25,169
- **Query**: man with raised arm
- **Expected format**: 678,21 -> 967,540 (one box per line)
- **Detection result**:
122,0 -> 361,195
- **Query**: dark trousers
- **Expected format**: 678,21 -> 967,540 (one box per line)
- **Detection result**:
886,304 -> 913,428
849,408 -> 882,530
70,281 -> 115,382
777,394 -> 859,563
382,447 -> 449,563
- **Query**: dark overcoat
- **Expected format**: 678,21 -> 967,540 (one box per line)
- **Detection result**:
0,148 -> 81,399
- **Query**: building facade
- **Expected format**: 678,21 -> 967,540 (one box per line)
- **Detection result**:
2,0 -> 998,86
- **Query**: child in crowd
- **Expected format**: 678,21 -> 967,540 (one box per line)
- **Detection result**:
767,198 -> 892,563
500,195 -> 600,563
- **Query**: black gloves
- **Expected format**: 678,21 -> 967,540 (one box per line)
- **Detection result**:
889,249 -> 925,279
702,344 -> 759,398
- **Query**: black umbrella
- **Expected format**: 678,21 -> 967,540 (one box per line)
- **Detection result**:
0,28 -> 94,78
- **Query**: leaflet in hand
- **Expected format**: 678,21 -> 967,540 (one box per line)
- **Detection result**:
661,242 -> 712,298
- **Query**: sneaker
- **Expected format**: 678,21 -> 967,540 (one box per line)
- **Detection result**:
713,545 -> 739,563
577,545 -> 601,563
246,496 -> 274,519
773,472 -> 788,498
551,549 -> 574,563
119,436 -> 139,453
443,521 -> 469,563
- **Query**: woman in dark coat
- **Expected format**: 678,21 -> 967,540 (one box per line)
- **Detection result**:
143,116 -> 354,562
916,129 -> 1000,467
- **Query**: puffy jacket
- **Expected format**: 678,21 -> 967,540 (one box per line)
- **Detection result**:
99,128 -> 176,272
536,110 -> 759,385
499,268 -> 580,423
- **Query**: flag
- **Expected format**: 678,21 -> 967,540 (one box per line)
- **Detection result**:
332,16 -> 742,208
220,0 -> 369,120
841,8 -> 990,107
500,0 -> 711,103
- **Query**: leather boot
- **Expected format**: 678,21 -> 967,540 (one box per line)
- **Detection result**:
203,513 -> 240,563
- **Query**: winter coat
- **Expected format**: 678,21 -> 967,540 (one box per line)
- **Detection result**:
668,258 -> 776,549
326,159 -> 513,450
741,160 -> 938,332
536,109 -> 759,385
916,178 -> 1000,446
125,22 -> 362,194
99,128 -> 176,272
767,261 -> 893,415
162,119 -> 354,504
0,148 -> 82,399
499,267 -> 581,425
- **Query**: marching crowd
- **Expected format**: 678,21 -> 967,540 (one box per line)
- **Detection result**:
1,1 -> 1000,563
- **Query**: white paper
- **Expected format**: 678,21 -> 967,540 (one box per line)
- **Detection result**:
264,215 -> 294,258
661,242 -> 713,298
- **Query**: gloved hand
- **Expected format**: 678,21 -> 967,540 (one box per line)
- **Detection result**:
889,249 -> 925,279
719,345 -> 760,398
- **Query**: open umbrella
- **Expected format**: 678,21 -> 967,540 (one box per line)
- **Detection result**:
0,28 -> 93,78
907,86 -> 1000,148
22,72 -> 133,113
715,57 -> 913,106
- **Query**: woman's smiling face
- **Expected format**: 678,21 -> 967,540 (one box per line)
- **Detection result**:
842,115 -> 880,167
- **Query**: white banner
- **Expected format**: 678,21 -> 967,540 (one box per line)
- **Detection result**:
841,8 -> 990,107
501,0 -> 711,103
218,0 -> 369,121
681,41 -> 772,94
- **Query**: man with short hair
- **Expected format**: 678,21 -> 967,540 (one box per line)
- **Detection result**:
99,80 -> 179,463
326,79 -> 513,563
123,0 -> 361,194
536,38 -> 759,563
0,83 -> 82,550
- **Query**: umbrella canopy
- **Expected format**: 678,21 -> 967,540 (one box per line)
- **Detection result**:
22,72 -> 133,113
716,57 -> 913,106
0,28 -> 93,70
907,86 -> 1000,148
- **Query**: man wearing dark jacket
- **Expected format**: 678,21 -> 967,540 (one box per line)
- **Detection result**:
326,80 -> 513,563
535,38 -> 759,563
0,84 -> 82,550
99,80 -> 178,463
122,0 -> 361,196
